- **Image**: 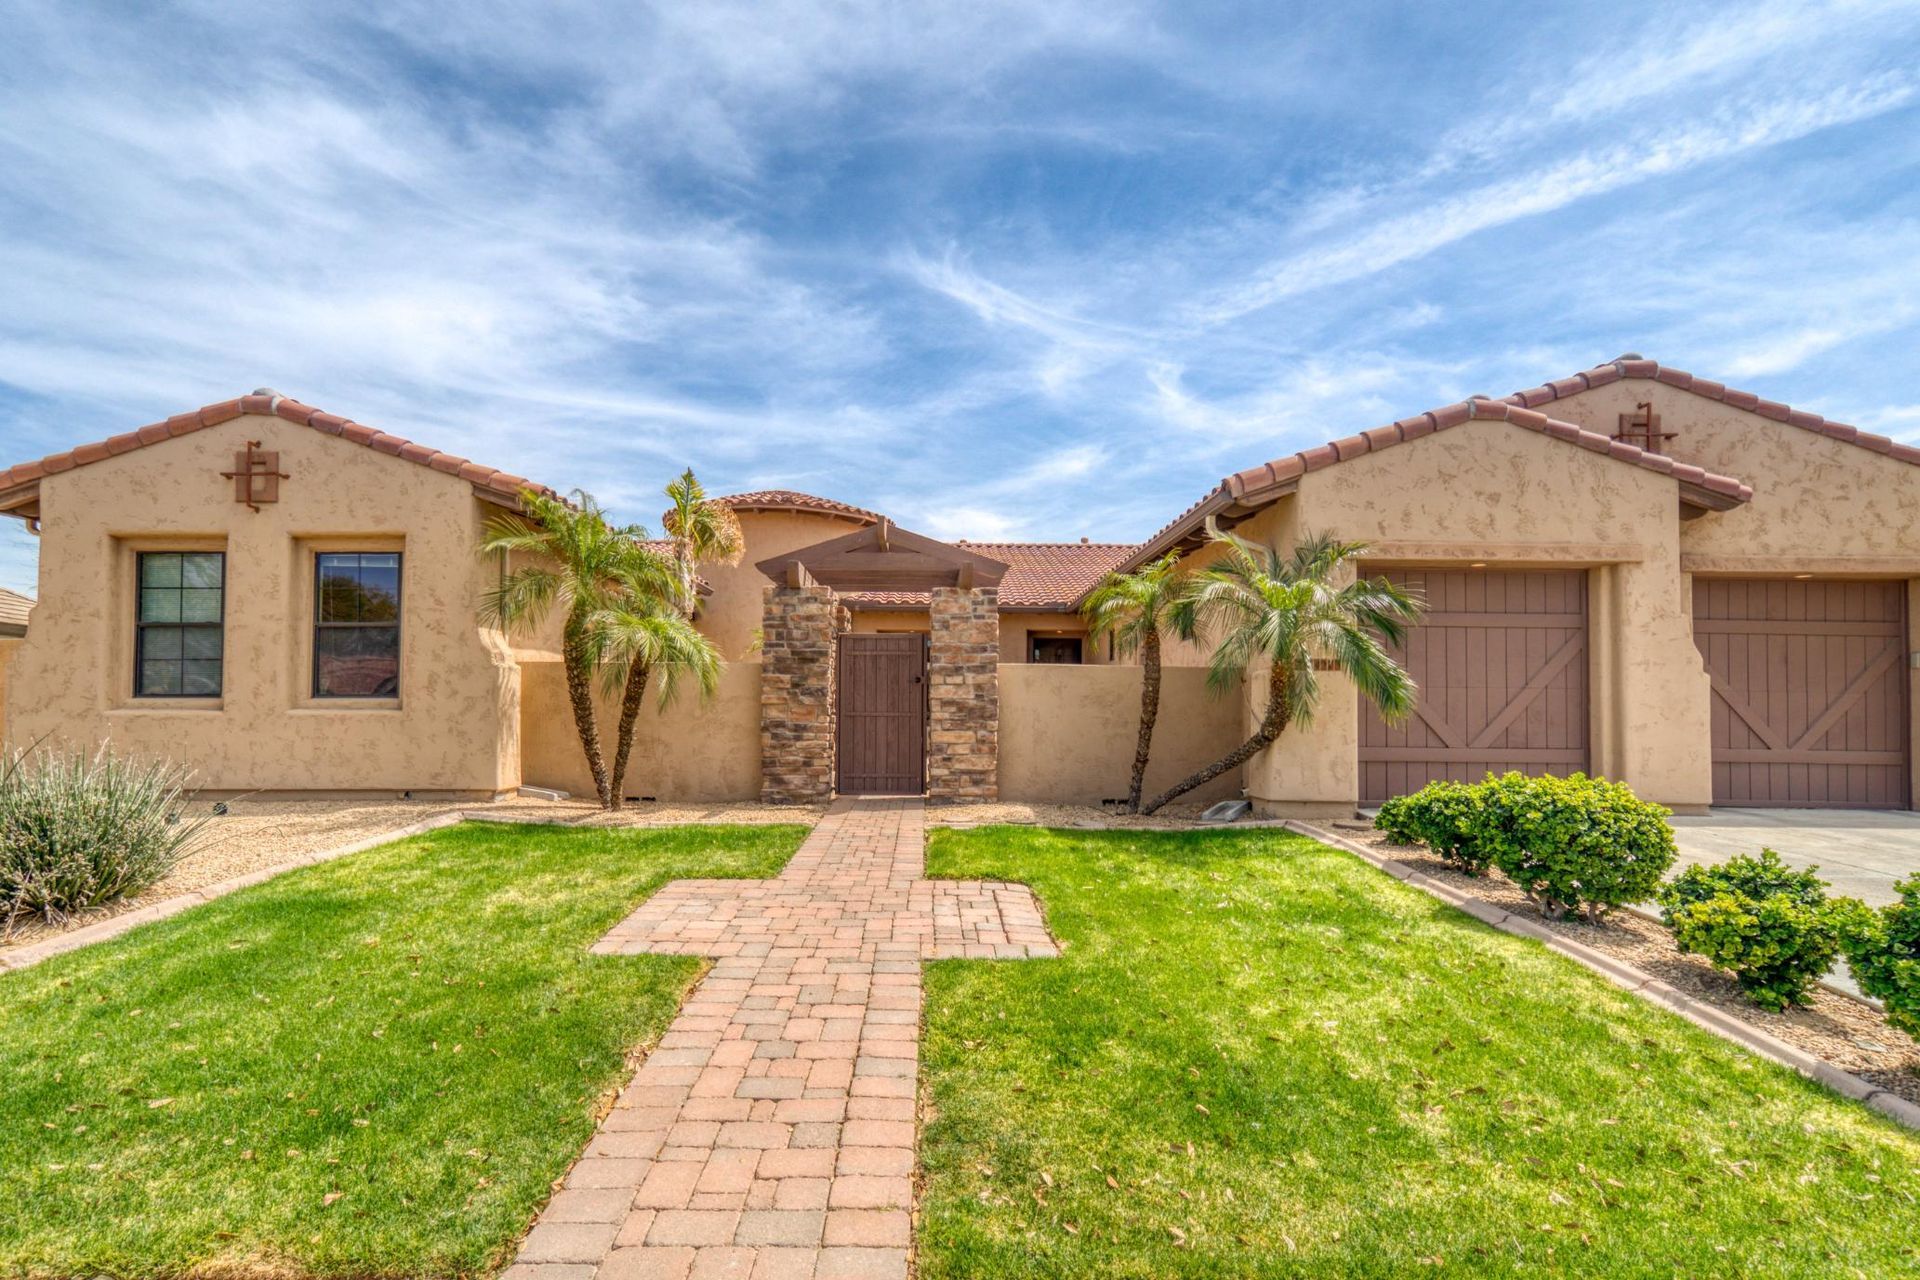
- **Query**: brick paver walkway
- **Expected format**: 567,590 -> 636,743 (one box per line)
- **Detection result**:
506,797 -> 1056,1280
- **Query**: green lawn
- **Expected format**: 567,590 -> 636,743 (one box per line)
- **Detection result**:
919,826 -> 1920,1279
0,820 -> 805,1280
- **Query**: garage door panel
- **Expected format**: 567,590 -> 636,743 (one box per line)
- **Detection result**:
1359,569 -> 1590,807
1692,578 -> 1909,808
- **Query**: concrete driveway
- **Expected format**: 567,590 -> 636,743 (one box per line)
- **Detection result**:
1668,810 -> 1920,906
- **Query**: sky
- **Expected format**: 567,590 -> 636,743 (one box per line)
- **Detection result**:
2,0 -> 1919,595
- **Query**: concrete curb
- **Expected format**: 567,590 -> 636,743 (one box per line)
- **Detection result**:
1284,819 -> 1920,1135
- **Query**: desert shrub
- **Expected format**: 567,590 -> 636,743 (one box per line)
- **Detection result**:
1658,850 -> 1870,1011
1473,772 -> 1675,922
1373,780 -> 1489,874
0,745 -> 210,932
1846,876 -> 1920,1037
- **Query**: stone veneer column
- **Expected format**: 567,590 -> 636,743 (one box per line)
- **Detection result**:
760,583 -> 844,804
927,585 -> 999,801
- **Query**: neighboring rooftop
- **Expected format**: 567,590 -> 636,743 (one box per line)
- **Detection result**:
0,390 -> 555,515
845,540 -> 1135,610
0,587 -> 34,635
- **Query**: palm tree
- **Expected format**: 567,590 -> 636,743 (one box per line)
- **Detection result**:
478,489 -> 639,809
1081,553 -> 1192,813
598,565 -> 722,810
661,469 -> 743,617
1139,526 -> 1421,816
578,468 -> 741,810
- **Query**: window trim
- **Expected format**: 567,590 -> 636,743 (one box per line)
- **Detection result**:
133,550 -> 227,699
311,551 -> 403,700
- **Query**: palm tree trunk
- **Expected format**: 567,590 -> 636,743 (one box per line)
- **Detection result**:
609,660 -> 652,811
562,614 -> 611,809
1126,628 -> 1163,813
1140,660 -> 1290,815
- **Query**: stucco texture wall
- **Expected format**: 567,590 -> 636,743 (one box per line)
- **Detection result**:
0,635 -> 19,748
1546,378 -> 1920,570
998,664 -> 1244,805
518,660 -> 763,801
6,414 -> 520,793
1216,419 -> 1711,814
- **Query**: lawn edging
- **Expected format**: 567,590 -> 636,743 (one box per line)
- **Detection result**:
1284,818 -> 1920,1135
0,812 -> 467,974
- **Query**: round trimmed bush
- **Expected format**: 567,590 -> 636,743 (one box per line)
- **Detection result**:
1846,876 -> 1920,1036
1658,849 -> 1869,1011
1473,771 -> 1675,923
0,745 -> 210,930
1373,779 -> 1488,874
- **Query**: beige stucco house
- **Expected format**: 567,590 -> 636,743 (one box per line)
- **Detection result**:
3,355 -> 1917,814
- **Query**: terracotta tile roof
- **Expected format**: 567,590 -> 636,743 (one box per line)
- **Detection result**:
1121,395 -> 1755,579
0,587 -> 33,633
717,490 -> 881,524
1222,397 -> 1753,504
0,390 -> 554,507
1503,354 -> 1920,465
845,541 -> 1135,610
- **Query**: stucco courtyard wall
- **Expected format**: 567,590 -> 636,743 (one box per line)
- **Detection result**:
518,659 -> 763,801
1221,418 -> 1713,816
998,664 -> 1244,805
3,412 -> 520,794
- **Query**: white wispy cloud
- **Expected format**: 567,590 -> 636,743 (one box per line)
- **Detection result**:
1,0 -> 1918,598
1195,75 -> 1916,324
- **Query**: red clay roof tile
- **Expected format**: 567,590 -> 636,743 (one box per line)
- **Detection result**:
0,391 -> 556,506
715,490 -> 882,524
1126,390 -> 1757,582
845,540 -> 1137,610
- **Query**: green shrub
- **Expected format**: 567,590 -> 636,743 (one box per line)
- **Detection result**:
1373,780 -> 1489,874
0,745 -> 210,932
1846,876 -> 1920,1036
1473,772 -> 1675,923
1658,850 -> 1869,1011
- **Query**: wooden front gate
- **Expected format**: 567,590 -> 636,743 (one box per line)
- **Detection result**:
836,634 -> 927,795
1359,569 -> 1590,806
1693,578 -> 1910,808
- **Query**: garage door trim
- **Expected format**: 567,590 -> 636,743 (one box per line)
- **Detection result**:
1359,568 -> 1591,806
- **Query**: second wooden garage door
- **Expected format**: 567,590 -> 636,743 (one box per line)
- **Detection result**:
1693,579 -> 1910,808
1359,569 -> 1589,806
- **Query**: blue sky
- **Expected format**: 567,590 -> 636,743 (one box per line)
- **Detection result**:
3,0 -> 1919,595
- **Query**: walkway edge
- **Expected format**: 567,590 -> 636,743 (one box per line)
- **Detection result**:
1285,819 -> 1920,1135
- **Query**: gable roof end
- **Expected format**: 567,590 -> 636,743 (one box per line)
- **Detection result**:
0,391 -> 556,511
1505,355 -> 1920,467
1116,397 -> 1754,581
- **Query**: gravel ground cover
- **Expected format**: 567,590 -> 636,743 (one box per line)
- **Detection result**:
1339,824 -> 1920,1104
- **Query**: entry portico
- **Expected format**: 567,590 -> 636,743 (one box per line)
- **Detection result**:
757,521 -> 1008,803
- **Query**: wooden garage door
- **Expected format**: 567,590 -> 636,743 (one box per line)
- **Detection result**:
1693,579 -> 1909,808
1359,570 -> 1589,806
836,634 -> 927,795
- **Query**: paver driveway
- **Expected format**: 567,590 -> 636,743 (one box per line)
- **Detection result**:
505,797 -> 1056,1280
